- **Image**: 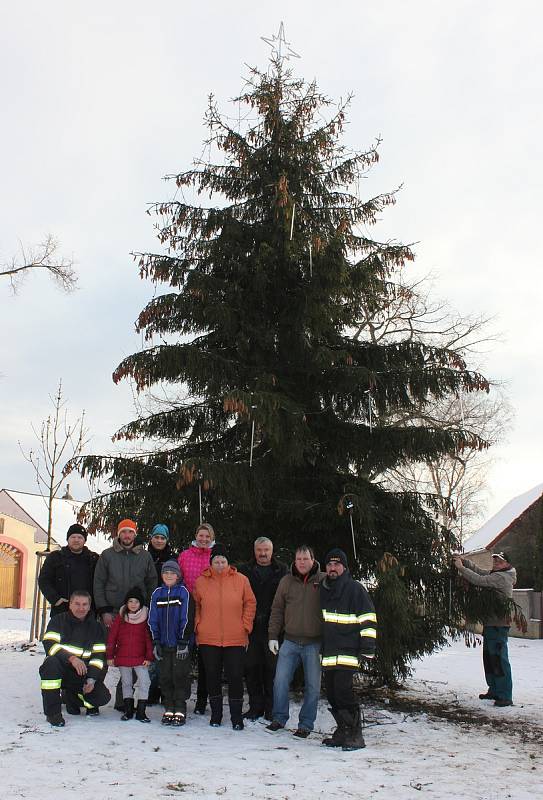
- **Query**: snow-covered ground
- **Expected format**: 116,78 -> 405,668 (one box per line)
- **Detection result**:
1,609 -> 542,800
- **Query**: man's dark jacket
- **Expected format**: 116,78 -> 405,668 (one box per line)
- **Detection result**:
42,609 -> 107,681
239,557 -> 288,640
147,541 -> 179,582
320,570 -> 377,669
93,539 -> 157,615
38,546 -> 99,616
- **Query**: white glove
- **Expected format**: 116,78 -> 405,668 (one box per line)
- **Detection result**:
268,639 -> 279,655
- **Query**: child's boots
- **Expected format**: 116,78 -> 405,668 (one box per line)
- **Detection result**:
136,699 -> 151,723
121,698 -> 135,721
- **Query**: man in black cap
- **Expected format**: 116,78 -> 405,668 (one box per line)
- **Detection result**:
320,548 -> 377,751
39,524 -> 99,616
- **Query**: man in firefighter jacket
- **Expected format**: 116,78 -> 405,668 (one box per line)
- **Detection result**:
320,548 -> 377,751
39,590 -> 110,726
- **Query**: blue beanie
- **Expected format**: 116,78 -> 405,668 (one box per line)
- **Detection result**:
151,523 -> 169,540
161,559 -> 181,579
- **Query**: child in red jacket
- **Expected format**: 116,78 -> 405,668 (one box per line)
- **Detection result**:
106,586 -> 154,722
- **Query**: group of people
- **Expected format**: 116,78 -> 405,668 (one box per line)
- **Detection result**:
38,519 -> 377,751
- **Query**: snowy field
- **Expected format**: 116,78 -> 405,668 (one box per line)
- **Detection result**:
1,609 -> 542,800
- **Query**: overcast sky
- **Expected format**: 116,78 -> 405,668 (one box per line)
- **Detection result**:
1,1 -> 541,532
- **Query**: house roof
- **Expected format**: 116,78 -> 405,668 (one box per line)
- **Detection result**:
0,489 -> 112,553
463,482 -> 543,553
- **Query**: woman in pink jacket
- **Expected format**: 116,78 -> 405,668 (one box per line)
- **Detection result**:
178,522 -> 215,714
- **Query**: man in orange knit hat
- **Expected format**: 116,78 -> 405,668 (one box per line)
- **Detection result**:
94,519 -> 157,626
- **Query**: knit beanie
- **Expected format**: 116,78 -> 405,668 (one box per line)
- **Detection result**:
118,519 -> 137,534
325,548 -> 349,569
151,523 -> 170,540
123,586 -> 145,608
161,559 -> 182,578
210,542 -> 229,562
67,523 -> 88,542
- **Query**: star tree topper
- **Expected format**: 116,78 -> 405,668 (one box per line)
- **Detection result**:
261,22 -> 300,66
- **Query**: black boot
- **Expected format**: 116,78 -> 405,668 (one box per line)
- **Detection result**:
114,679 -> 125,711
64,691 -> 81,716
209,695 -> 223,727
42,688 -> 64,721
229,698 -> 244,731
340,707 -> 365,751
121,698 -> 135,721
243,706 -> 264,721
322,708 -> 346,748
194,695 -> 207,715
147,685 -> 162,706
135,699 -> 151,723
46,713 -> 65,727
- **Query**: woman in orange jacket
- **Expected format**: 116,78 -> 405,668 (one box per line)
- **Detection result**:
193,543 -> 256,730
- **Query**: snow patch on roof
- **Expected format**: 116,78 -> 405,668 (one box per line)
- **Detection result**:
3,490 -> 111,554
464,482 -> 543,553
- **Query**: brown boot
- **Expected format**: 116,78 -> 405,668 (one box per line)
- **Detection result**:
340,707 -> 365,751
322,708 -> 346,748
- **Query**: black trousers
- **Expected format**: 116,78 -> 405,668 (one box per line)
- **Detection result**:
160,647 -> 192,712
196,646 -> 208,703
324,668 -> 356,711
244,635 -> 277,713
39,655 -> 110,716
200,645 -> 245,700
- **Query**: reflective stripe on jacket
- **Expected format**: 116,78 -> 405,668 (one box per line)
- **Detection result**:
42,610 -> 107,680
320,571 -> 377,669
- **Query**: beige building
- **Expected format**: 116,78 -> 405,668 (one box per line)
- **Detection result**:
0,489 -> 109,609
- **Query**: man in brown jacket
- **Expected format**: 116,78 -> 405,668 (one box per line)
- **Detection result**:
266,545 -> 324,737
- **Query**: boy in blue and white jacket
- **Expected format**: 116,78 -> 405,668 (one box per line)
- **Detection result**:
149,560 -> 194,726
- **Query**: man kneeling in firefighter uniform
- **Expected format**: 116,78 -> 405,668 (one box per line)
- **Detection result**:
40,590 -> 111,726
320,549 -> 377,751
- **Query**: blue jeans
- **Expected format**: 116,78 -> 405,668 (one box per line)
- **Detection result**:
483,626 -> 512,702
272,639 -> 321,731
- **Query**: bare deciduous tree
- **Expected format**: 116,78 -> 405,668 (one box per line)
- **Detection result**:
20,380 -> 88,550
353,267 -> 512,539
1,235 -> 77,293
383,389 -> 513,540
354,267 -> 497,355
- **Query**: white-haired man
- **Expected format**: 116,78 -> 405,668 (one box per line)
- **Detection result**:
239,537 -> 287,720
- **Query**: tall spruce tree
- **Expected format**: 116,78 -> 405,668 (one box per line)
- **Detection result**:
79,61 -> 493,682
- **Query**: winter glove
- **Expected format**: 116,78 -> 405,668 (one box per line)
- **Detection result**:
153,642 -> 163,661
268,639 -> 279,656
176,643 -> 189,661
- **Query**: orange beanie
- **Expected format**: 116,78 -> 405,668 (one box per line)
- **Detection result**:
117,518 -> 137,533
